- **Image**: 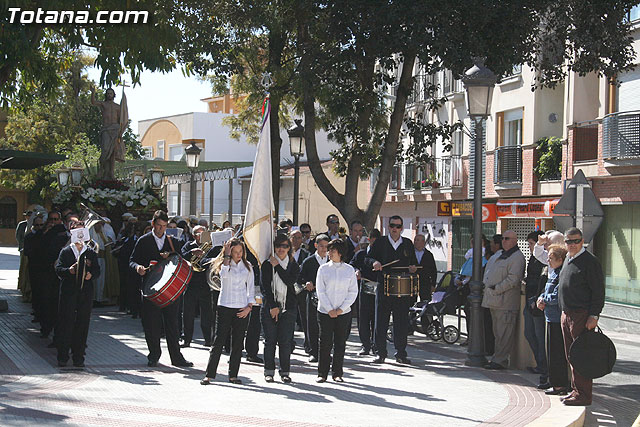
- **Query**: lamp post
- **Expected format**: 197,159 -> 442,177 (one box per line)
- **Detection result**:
149,168 -> 164,190
287,119 -> 305,225
70,165 -> 84,188
184,141 -> 202,216
56,168 -> 70,188
462,58 -> 496,367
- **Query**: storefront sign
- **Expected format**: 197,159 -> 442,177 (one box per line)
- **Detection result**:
438,201 -> 497,222
496,199 -> 560,217
437,201 -> 451,216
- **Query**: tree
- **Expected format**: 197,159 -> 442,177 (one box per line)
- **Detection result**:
295,0 -> 637,230
0,54 -> 142,202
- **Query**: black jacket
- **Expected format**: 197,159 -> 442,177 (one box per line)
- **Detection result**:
558,250 -> 605,316
55,245 -> 100,295
525,256 -> 545,300
364,235 -> 418,284
129,231 -> 182,273
260,258 -> 300,311
350,249 -> 377,282
293,248 -> 310,266
416,248 -> 437,300
298,254 -> 324,287
181,239 -> 217,288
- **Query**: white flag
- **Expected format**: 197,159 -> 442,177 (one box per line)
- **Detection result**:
243,98 -> 274,264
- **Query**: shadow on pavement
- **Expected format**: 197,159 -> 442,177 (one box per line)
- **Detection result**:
0,402 -> 68,423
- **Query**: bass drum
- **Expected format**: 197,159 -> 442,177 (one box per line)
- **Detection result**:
142,254 -> 192,308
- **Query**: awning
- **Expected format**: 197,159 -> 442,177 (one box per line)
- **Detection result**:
118,159 -> 253,184
0,149 -> 66,170
496,198 -> 560,218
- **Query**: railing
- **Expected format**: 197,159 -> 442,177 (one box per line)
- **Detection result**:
389,157 -> 463,192
571,120 -> 599,162
494,145 -> 522,184
603,111 -> 640,159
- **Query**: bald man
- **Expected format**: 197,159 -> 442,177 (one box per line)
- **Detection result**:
481,230 -> 526,370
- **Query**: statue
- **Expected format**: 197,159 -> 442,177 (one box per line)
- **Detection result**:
90,86 -> 128,180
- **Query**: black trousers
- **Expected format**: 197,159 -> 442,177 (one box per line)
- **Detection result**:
318,312 -> 351,378
375,294 -> 411,359
484,307 -> 495,355
244,305 -> 262,357
358,290 -> 376,351
140,297 -> 185,364
295,290 -> 310,352
40,268 -> 60,337
205,306 -> 249,378
306,295 -> 319,358
57,283 -> 93,364
548,321 -> 569,388
28,263 -> 44,321
117,263 -> 129,311
183,283 -> 212,344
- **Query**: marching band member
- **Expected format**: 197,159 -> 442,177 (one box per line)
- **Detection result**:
201,238 -> 254,385
298,234 -> 330,363
365,215 -> 418,364
260,234 -> 300,383
315,239 -> 358,383
54,221 -> 100,367
290,229 -> 310,353
130,210 -> 192,368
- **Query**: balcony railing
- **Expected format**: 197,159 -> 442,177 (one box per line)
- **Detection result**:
603,111 -> 640,159
389,156 -> 463,192
424,156 -> 463,188
494,145 -> 522,184
571,120 -> 599,162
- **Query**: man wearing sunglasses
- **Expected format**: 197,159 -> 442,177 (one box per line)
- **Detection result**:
481,230 -> 526,370
365,215 -> 418,364
324,214 -> 343,241
557,227 -> 605,407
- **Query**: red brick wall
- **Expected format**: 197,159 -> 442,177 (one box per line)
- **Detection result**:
592,176 -> 640,203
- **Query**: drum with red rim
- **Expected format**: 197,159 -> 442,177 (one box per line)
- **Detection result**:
142,254 -> 192,308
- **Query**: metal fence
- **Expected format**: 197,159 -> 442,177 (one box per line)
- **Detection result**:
603,111 -> 640,159
494,145 -> 522,183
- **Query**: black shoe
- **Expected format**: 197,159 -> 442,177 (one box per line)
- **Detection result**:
316,376 -> 326,383
229,377 -> 242,384
484,362 -> 505,370
132,314 -> 139,319
246,355 -> 264,363
545,387 -> 569,395
180,341 -> 191,348
200,377 -> 212,385
173,360 -> 194,368
281,375 -> 292,383
395,357 -> 412,365
308,355 -> 318,363
358,348 -> 370,356
332,376 -> 344,382
372,356 -> 385,364
265,375 -> 275,383
47,342 -> 56,348
57,360 -> 67,367
204,341 -> 212,347
147,360 -> 158,367
537,382 -> 551,390
73,362 -> 85,368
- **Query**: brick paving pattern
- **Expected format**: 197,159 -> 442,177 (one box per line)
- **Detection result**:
0,247 -> 560,426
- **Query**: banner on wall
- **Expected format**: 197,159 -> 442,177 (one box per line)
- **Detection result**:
496,198 -> 560,218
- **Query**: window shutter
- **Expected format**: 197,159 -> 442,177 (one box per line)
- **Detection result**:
468,119 -> 486,199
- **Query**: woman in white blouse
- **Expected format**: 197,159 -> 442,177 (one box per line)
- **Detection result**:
201,238 -> 254,385
315,238 -> 359,382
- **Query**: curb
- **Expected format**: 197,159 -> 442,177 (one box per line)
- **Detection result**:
525,395 -> 585,427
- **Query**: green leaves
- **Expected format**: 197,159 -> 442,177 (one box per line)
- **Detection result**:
534,136 -> 563,181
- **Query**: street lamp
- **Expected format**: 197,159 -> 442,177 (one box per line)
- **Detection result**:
184,141 -> 202,215
56,168 -> 70,188
70,165 -> 84,188
131,171 -> 145,189
287,119 -> 305,225
462,58 -> 496,367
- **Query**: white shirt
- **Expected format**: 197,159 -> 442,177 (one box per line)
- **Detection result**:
415,249 -> 424,264
314,252 -> 328,266
329,232 -> 340,240
567,246 -> 586,263
388,235 -> 402,250
218,260 -> 255,309
70,243 -> 87,260
152,232 -> 166,251
533,243 -> 549,265
293,248 -> 303,263
315,261 -> 358,315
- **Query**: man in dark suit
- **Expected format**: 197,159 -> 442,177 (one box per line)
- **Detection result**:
180,225 -> 215,347
54,222 -> 100,367
297,234 -> 330,362
130,210 -> 193,368
413,234 -> 437,302
365,215 -> 418,364
351,228 -> 380,356
345,220 -> 365,266
290,229 -> 311,353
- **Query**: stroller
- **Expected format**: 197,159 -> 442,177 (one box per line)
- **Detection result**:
409,270 -> 468,344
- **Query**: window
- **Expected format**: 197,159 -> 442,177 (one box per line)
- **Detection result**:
169,145 -> 184,161
511,64 -> 522,76
628,4 -> 640,22
156,140 -> 165,159
451,130 -> 463,156
390,165 -> 400,190
169,191 -> 178,216
0,196 -> 17,229
143,146 -> 153,159
499,108 -> 523,147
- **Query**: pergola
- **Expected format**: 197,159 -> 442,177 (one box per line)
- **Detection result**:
118,159 -> 252,225
0,149 -> 66,169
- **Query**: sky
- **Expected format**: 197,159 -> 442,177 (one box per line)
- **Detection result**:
86,67 -> 213,135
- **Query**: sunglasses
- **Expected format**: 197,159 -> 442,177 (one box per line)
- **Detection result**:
389,223 -> 402,229
327,220 -> 339,225
276,244 -> 290,249
564,238 -> 582,245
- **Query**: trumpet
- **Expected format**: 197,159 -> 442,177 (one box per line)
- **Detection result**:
191,241 -> 212,272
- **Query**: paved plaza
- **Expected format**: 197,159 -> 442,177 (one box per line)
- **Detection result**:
0,247 -> 637,426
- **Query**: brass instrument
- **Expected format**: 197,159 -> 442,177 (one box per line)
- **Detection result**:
207,266 -> 221,291
191,230 -> 212,273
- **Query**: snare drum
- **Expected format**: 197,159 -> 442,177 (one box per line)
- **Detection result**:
362,279 -> 378,295
383,273 -> 419,297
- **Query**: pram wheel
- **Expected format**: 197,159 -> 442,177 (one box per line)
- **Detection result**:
442,325 -> 459,344
426,322 -> 441,340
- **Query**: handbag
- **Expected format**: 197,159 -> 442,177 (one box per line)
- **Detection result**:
569,326 -> 617,379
